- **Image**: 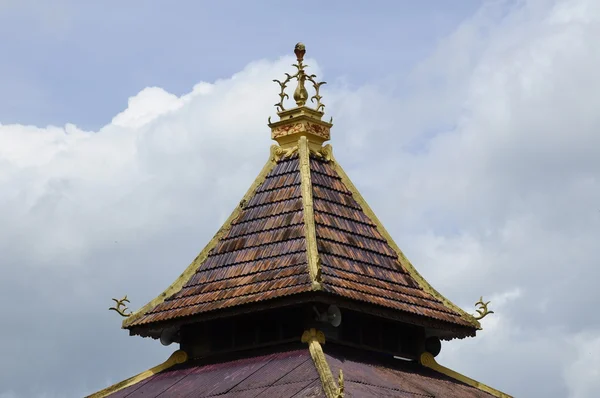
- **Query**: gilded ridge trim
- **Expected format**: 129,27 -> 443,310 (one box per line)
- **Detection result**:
329,152 -> 481,329
420,352 -> 512,398
123,149 -> 280,328
298,136 -> 322,290
87,350 -> 188,398
301,329 -> 343,398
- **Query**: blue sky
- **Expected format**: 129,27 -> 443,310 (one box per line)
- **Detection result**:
0,1 -> 480,129
2,1 -> 600,397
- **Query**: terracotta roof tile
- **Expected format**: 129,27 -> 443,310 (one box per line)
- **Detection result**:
187,253 -> 307,286
128,157 -> 313,327
140,284 -> 309,324
127,152 -> 475,332
310,156 -> 472,328
320,254 -> 417,287
228,211 -> 304,236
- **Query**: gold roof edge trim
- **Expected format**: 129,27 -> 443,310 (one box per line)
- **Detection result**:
420,352 -> 512,398
302,329 -> 344,398
122,149 -> 280,329
298,136 -> 323,290
86,350 -> 188,398
328,151 -> 481,329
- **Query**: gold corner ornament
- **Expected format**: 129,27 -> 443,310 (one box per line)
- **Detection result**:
109,295 -> 132,318
310,144 -> 333,162
301,328 -> 326,345
270,144 -> 299,162
474,296 -> 494,320
273,42 -> 327,113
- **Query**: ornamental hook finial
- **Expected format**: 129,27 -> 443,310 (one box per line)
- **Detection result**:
109,295 -> 132,317
272,42 -> 327,113
474,296 -> 494,320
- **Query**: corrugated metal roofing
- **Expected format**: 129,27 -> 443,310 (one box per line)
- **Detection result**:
324,347 -> 496,398
106,349 -> 323,398
103,346 -> 500,397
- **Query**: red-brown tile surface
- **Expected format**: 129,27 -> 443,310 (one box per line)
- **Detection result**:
130,156 -> 312,327
310,156 -> 473,328
128,153 -> 475,331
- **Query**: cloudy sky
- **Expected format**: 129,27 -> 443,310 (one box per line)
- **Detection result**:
1,0 -> 599,397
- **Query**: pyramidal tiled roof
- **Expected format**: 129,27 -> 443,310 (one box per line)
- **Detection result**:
123,138 -> 479,336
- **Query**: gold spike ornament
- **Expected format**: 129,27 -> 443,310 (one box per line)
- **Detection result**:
474,296 -> 494,320
269,43 -> 333,148
109,295 -> 132,318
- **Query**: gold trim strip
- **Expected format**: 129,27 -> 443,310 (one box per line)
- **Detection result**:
302,329 -> 343,398
420,353 -> 512,398
86,350 -> 188,398
123,149 -> 279,328
298,136 -> 322,290
329,152 -> 480,329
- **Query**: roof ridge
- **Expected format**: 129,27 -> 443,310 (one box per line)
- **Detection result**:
302,329 -> 343,398
298,136 -> 323,291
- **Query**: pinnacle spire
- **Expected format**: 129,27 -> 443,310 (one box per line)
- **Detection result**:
269,43 -> 333,149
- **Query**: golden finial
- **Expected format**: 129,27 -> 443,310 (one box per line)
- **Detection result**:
474,296 -> 494,320
273,42 -> 327,113
109,295 -> 132,317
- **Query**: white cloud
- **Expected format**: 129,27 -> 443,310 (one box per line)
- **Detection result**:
1,0 -> 600,397
565,332 -> 600,398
